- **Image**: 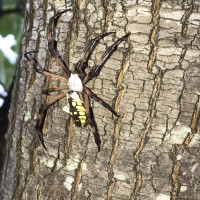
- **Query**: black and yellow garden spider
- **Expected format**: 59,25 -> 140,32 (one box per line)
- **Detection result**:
25,9 -> 130,151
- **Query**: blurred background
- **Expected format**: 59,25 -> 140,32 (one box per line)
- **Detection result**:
0,0 -> 25,89
0,0 -> 25,172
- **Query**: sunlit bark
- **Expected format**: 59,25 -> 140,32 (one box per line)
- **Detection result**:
1,0 -> 200,199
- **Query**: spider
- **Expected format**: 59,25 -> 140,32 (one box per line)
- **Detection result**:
25,9 -> 130,151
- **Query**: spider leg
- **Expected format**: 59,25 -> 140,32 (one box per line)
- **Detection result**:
84,86 -> 119,117
24,51 -> 66,80
83,91 -> 101,151
42,86 -> 68,95
48,9 -> 72,77
75,32 -> 116,78
36,93 -> 66,150
84,32 -> 131,83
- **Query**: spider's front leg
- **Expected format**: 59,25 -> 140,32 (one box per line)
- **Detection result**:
35,93 -> 66,150
82,91 -> 101,151
75,32 -> 116,78
84,32 -> 131,84
48,9 -> 72,77
24,51 -> 66,80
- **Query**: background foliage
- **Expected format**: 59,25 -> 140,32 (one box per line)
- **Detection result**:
0,0 -> 25,90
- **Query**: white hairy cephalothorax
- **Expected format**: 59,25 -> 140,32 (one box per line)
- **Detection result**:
67,73 -> 83,92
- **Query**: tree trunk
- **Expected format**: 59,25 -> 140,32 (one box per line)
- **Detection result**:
1,0 -> 200,199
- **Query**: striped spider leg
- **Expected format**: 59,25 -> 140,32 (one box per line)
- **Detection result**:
75,32 -> 116,79
48,8 -> 72,77
82,91 -> 101,151
36,93 -> 67,150
24,51 -> 66,80
25,51 -> 70,149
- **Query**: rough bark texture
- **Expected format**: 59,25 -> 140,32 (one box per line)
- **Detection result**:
1,0 -> 200,200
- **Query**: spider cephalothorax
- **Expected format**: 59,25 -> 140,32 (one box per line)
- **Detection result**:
25,9 -> 130,151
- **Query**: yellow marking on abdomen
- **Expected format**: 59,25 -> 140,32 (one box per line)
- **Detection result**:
76,105 -> 86,112
70,98 -> 87,127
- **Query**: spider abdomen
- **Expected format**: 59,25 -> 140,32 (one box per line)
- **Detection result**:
68,97 -> 87,128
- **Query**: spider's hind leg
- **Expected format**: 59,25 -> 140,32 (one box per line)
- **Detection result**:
35,93 -> 66,150
83,91 -> 101,151
85,32 -> 131,83
48,9 -> 72,77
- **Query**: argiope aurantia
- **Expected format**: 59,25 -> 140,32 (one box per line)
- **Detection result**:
25,9 -> 130,151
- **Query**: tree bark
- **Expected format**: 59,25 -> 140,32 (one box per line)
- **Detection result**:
1,0 -> 200,200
